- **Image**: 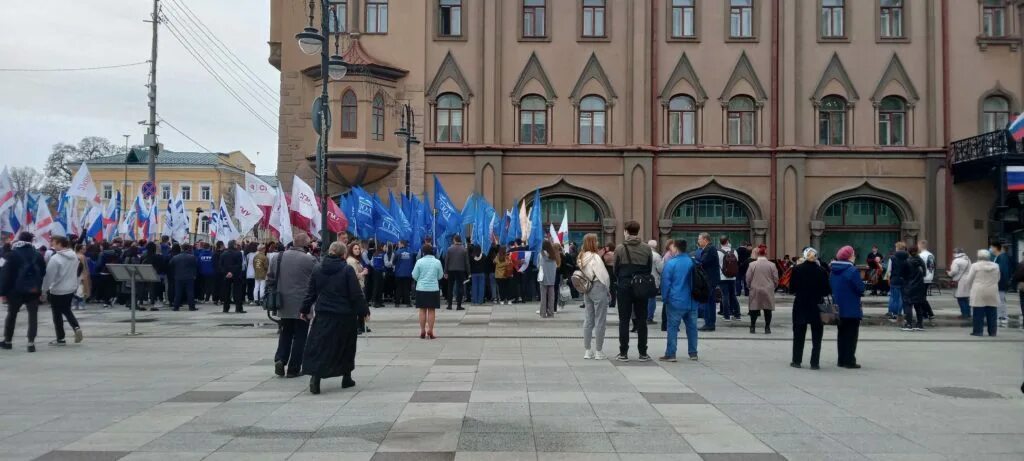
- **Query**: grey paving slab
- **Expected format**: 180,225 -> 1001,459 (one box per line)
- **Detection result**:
165,391 -> 243,403
607,430 -> 694,453
298,432 -> 387,452
699,455 -> 788,461
641,392 -> 709,404
533,432 -> 615,453
369,452 -> 456,461
461,415 -> 532,433
409,391 -> 472,403
377,432 -> 460,452
457,432 -> 536,452
33,451 -> 131,461
135,432 -> 233,452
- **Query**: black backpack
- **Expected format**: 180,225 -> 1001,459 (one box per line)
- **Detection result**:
689,256 -> 711,303
14,251 -> 43,296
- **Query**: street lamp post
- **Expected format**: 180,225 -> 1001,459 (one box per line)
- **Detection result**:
394,104 -> 420,200
192,207 -> 204,242
296,0 -> 347,245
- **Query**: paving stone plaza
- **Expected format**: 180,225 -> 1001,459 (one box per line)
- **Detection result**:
1,296 -> 1022,461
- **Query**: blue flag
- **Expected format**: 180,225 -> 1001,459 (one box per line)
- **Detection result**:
410,194 -> 425,252
461,193 -> 478,235
55,192 -> 70,235
508,203 -> 522,243
433,175 -> 460,242
473,196 -> 496,255
372,195 -> 402,243
389,189 -> 412,242
351,187 -> 375,240
528,189 -> 543,260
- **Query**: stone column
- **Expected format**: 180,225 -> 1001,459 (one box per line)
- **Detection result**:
602,218 -> 618,246
902,221 -> 921,248
658,219 -> 674,248
809,220 -> 826,252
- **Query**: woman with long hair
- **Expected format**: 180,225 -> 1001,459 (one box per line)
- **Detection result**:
493,246 -> 512,304
577,234 -> 610,359
412,244 -> 444,339
346,242 -> 370,333
539,240 -> 560,318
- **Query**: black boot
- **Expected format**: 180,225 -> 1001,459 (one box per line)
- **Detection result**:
749,313 -> 757,334
309,376 -> 321,395
342,373 -> 356,389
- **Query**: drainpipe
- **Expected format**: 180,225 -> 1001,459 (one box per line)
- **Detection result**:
942,0 -> 953,263
650,0 -> 660,241
769,0 -> 779,258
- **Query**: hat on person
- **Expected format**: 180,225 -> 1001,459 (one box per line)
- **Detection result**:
836,245 -> 855,261
802,247 -> 818,260
647,240 -> 658,249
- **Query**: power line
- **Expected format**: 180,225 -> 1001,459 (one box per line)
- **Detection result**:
157,115 -> 213,153
0,61 -> 150,72
162,15 -> 279,133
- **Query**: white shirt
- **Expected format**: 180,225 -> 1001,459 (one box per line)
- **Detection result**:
919,249 -> 935,283
718,245 -> 736,280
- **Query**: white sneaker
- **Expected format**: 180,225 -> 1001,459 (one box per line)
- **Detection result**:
536,310 -> 541,314
584,350 -> 594,360
594,351 -> 606,360
999,318 -> 1008,328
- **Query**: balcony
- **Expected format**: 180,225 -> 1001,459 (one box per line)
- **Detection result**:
950,130 -> 1024,183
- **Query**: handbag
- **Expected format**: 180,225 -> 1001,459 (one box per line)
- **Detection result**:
623,246 -> 658,300
558,281 -> 572,304
818,295 -> 838,325
262,252 -> 284,312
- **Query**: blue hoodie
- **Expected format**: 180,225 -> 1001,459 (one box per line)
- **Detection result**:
393,247 -> 415,278
196,248 -> 215,276
661,254 -> 697,310
830,260 -> 864,319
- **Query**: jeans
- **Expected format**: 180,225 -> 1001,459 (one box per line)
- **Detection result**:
665,302 -> 698,358
792,321 -> 823,366
275,318 -> 308,374
49,293 -> 80,341
582,282 -> 609,351
497,278 -> 512,302
3,296 -> 39,343
956,297 -> 971,318
719,280 -> 740,318
488,273 -> 499,303
253,279 -> 266,303
647,296 -> 657,321
616,289 -> 648,356
736,274 -> 747,296
998,291 -> 1007,320
447,271 -> 466,308
887,286 -> 903,315
837,317 -> 861,366
471,273 -> 486,304
702,296 -> 718,329
173,279 -> 196,310
972,306 -> 998,336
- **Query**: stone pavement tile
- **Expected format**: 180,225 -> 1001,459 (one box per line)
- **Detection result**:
608,429 -> 695,453
33,451 -> 131,461
452,452 -> 538,461
267,402 -> 345,419
297,432 -> 386,452
33,414 -> 127,434
1,431 -> 90,459
757,433 -> 856,454
598,416 -> 674,433
216,432 -> 308,453
907,434 -> 1024,455
368,452 -> 456,461
319,415 -> 396,434
119,452 -> 209,461
335,402 -> 407,418
376,431 -> 460,452
862,456 -> 950,461
630,383 -> 696,393
530,416 -> 605,433
0,414 -> 59,432
698,454 -> 787,461
165,391 -> 243,403
682,429 -> 775,453
431,366 -> 479,373
527,392 -> 588,403
687,384 -> 766,405
467,403 -> 531,418
419,381 -> 475,392
410,391 -> 472,403
534,432 -> 614,453
778,404 -> 857,420
526,382 -> 582,392
347,392 -> 415,404
391,416 -> 464,433
641,393 -> 708,404
617,454 -> 703,461
473,382 -> 530,391
469,391 -> 529,403
203,453 -> 291,461
584,392 -> 648,404
287,453 -> 374,461
230,391 -> 303,403
461,415 -> 532,433
424,373 -> 477,382
534,453 -> 618,461
135,432 -> 233,452
61,432 -> 164,452
780,453 -> 870,461
653,404 -> 737,434
828,434 -> 932,454
457,432 -> 536,452
249,415 -> 331,433
590,403 -> 661,419
796,417 -> 890,435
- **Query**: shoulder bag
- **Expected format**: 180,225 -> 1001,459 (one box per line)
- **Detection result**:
624,247 -> 658,300
818,294 -> 838,325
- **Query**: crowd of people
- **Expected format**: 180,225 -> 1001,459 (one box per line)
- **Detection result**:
2,224 -> 1021,396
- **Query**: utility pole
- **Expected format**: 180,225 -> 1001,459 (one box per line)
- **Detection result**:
145,0 -> 160,187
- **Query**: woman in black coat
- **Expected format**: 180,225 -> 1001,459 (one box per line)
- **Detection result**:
788,248 -> 830,370
900,246 -> 928,331
301,241 -> 370,395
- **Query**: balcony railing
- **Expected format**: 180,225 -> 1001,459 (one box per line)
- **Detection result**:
951,130 -> 1023,165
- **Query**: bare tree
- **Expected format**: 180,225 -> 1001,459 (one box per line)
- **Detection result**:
42,136 -> 123,196
9,166 -> 44,198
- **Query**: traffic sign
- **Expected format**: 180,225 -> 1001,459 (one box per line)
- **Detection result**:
141,181 -> 156,200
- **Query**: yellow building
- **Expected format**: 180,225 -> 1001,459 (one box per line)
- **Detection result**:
71,148 -> 277,235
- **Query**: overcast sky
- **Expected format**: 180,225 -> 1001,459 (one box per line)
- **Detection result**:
0,0 -> 280,175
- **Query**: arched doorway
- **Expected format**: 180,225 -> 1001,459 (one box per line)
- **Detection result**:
819,198 -> 902,262
669,196 -> 752,249
540,196 -> 602,245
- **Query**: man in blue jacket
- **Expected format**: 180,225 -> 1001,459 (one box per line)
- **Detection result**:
660,246 -> 698,362
392,240 -> 415,307
696,232 -> 721,331
195,243 -> 215,303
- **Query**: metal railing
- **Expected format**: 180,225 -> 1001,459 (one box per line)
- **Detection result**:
950,130 -> 1023,165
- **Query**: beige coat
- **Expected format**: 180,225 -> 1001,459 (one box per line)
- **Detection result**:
947,254 -> 972,298
962,261 -> 1001,308
745,257 -> 779,311
577,251 -> 610,288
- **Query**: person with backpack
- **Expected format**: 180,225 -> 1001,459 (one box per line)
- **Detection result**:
717,236 -> 741,321
696,233 -> 721,332
41,235 -> 83,346
613,221 -> 655,362
745,244 -> 779,334
575,234 -> 610,360
659,240 -> 699,362
0,232 -> 47,352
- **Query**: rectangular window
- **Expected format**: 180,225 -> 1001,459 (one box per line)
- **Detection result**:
180,184 -> 192,201
729,0 -> 753,38
200,218 -> 210,234
821,0 -> 844,38
328,0 -> 347,33
439,0 -> 462,37
878,113 -> 906,146
983,1 -> 1007,37
668,111 -> 696,145
728,112 -> 755,145
582,0 -> 606,37
672,0 -> 696,38
200,185 -> 212,201
160,183 -> 171,201
102,182 -> 113,200
366,0 -> 388,34
523,0 -> 546,38
880,0 -> 903,38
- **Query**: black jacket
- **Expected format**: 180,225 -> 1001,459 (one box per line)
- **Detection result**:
0,242 -> 46,298
901,255 -> 927,303
218,248 -> 244,277
737,246 -> 753,273
789,260 -> 830,325
699,244 -> 721,286
468,244 -> 487,274
302,255 -> 369,316
168,252 -> 198,282
888,250 -> 909,287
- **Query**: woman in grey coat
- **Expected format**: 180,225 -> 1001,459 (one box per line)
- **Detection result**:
267,233 -> 317,378
538,240 -> 560,318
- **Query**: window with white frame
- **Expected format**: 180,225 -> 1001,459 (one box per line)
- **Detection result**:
982,0 -> 1007,37
982,95 -> 1011,132
878,96 -> 907,146
880,0 -> 904,38
671,0 -> 696,38
578,95 -> 607,145
439,0 -> 462,37
727,96 -> 756,145
366,0 -> 388,34
668,95 -> 697,145
821,0 -> 845,38
582,0 -> 606,38
328,0 -> 347,33
180,184 -> 192,201
160,183 -> 171,201
729,0 -> 753,38
200,184 -> 212,201
523,0 -> 546,38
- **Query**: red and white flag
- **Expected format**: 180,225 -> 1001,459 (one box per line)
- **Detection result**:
549,223 -> 559,244
68,164 -> 101,206
0,167 -> 14,216
326,197 -> 349,234
269,189 -> 293,245
558,209 -> 569,245
290,175 -> 321,239
245,172 -> 275,227
233,184 -> 265,235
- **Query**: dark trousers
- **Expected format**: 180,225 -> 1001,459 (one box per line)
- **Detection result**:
99,274 -> 116,303
200,275 -> 217,301
275,318 -> 308,374
719,280 -> 740,318
496,278 -> 512,302
792,321 -> 823,366
149,279 -> 164,304
972,306 -> 998,336
223,276 -> 244,312
4,297 -> 39,343
370,270 -> 384,306
750,309 -> 773,328
921,298 -> 934,318
903,300 -> 925,328
837,317 -> 860,366
166,274 -> 176,305
49,293 -> 80,341
174,279 -> 196,310
395,277 -> 412,306
246,278 -> 256,302
617,290 -> 648,356
447,271 -> 466,308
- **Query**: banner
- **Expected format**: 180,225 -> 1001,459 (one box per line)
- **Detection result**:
290,175 -> 321,238
234,184 -> 265,234
372,195 -> 402,243
0,167 -> 14,216
68,163 -> 101,206
269,189 -> 293,245
326,197 -> 349,234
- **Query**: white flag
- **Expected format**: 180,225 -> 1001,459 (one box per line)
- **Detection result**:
269,189 -> 293,245
171,192 -> 189,241
217,197 -> 239,243
0,167 -> 14,216
549,223 -> 559,244
290,175 -> 321,238
68,164 -> 101,206
558,209 -> 569,247
234,184 -> 265,234
245,172 -> 276,207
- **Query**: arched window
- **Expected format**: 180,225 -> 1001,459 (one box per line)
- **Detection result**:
540,196 -> 601,245
578,95 -> 607,145
519,95 -> 547,145
371,93 -> 385,141
671,197 -> 751,248
727,96 -> 756,145
818,95 -> 847,145
668,95 -> 696,145
435,93 -> 464,143
878,96 -> 906,146
341,89 -> 357,138
821,198 -> 901,262
982,95 -> 1011,133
